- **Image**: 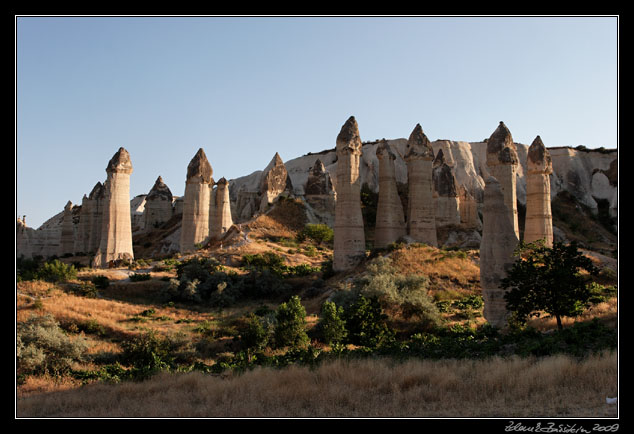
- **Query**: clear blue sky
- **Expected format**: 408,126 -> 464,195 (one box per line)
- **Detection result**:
16,16 -> 618,229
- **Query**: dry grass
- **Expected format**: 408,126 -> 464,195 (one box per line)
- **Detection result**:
16,351 -> 618,418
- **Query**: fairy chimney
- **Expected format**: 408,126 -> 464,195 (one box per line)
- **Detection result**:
333,116 -> 366,271
210,177 -> 234,240
259,152 -> 293,211
144,176 -> 174,229
404,124 -> 437,246
180,148 -> 213,252
524,136 -> 553,247
374,140 -> 406,248
486,122 -> 519,238
433,149 -> 461,227
93,147 -> 134,267
59,200 -> 75,256
480,176 -> 519,329
86,182 -> 106,254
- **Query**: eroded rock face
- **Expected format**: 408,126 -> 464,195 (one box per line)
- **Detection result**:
259,152 -> 293,211
180,148 -> 213,253
525,136 -> 553,246
144,176 -> 174,229
480,176 -> 519,329
93,147 -> 134,267
486,122 -> 519,238
433,149 -> 461,227
304,158 -> 336,225
333,116 -> 366,271
405,124 -> 437,246
210,177 -> 233,240
374,140 -> 406,248
59,201 -> 75,256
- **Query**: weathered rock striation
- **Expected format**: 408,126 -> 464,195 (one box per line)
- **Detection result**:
374,140 -> 406,248
404,124 -> 437,246
210,177 -> 233,240
144,176 -> 174,230
93,147 -> 135,267
433,149 -> 461,227
480,176 -> 519,329
524,136 -> 554,247
180,148 -> 213,253
259,152 -> 293,212
486,122 -> 520,238
59,201 -> 75,256
333,116 -> 366,271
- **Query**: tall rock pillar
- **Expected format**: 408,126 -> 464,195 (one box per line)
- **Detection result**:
93,147 -> 134,267
486,122 -> 520,238
480,176 -> 519,329
59,200 -> 75,256
333,116 -> 366,271
210,177 -> 234,240
374,140 -> 405,248
405,124 -> 437,246
144,176 -> 174,229
432,149 -> 461,227
180,148 -> 213,252
524,136 -> 553,247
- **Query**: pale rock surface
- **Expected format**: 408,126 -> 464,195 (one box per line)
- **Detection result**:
374,140 -> 406,248
259,152 -> 293,212
486,122 -> 520,238
524,136 -> 554,246
59,200 -> 75,256
93,147 -> 135,267
333,116 -> 366,271
480,176 -> 519,329
180,148 -> 213,253
404,124 -> 437,246
304,158 -> 336,226
433,149 -> 461,227
210,177 -> 234,240
144,176 -> 173,230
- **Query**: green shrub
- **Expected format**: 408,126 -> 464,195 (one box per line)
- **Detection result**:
297,223 -> 334,245
92,275 -> 110,290
37,260 -> 77,283
317,301 -> 347,346
120,331 -> 175,378
274,296 -> 309,349
240,313 -> 273,351
343,295 -> 394,348
129,273 -> 151,282
17,314 -> 88,376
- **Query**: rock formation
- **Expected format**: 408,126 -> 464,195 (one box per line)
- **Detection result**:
210,177 -> 233,240
333,116 -> 366,271
374,140 -> 405,248
59,201 -> 75,256
85,182 -> 106,254
180,148 -> 213,253
480,176 -> 519,329
144,176 -> 173,229
404,124 -> 437,246
259,152 -> 293,212
432,149 -> 461,227
486,122 -> 520,238
93,147 -> 135,267
524,136 -> 553,247
458,185 -> 479,229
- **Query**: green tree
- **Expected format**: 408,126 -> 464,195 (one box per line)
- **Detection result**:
241,313 -> 272,352
274,296 -> 309,348
297,223 -> 334,245
318,301 -> 347,346
501,240 -> 598,330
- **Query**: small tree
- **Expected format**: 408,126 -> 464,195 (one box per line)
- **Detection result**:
274,296 -> 309,348
318,301 -> 347,346
241,313 -> 271,352
501,240 -> 598,330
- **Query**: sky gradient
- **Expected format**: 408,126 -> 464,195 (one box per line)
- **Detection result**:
16,16 -> 618,229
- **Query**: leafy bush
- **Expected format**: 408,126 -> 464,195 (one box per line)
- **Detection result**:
317,301 -> 347,346
36,259 -> 78,283
354,257 -> 442,329
17,256 -> 44,281
17,314 -> 88,377
119,331 -> 180,379
297,223 -> 334,245
91,275 -> 110,290
343,295 -> 394,349
129,273 -> 151,282
274,296 -> 309,349
240,313 -> 274,351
